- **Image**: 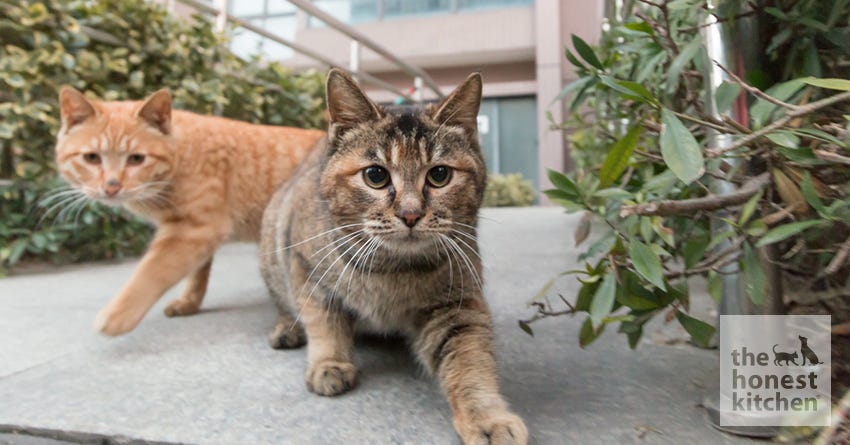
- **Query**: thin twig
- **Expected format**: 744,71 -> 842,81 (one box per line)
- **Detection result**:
815,149 -> 850,166
714,61 -> 797,111
824,235 -> 850,276
708,91 -> 850,157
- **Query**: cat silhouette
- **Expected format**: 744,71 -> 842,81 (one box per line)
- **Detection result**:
799,335 -> 823,365
772,344 -> 799,366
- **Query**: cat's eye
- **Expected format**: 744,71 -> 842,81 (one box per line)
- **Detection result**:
363,166 -> 390,189
127,154 -> 146,166
82,153 -> 101,164
426,166 -> 452,188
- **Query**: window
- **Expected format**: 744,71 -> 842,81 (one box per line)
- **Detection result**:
228,0 -> 297,60
309,0 -> 532,26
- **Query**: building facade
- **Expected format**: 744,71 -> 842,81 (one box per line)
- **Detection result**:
171,0 -> 604,191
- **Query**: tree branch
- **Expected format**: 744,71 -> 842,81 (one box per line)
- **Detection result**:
708,91 -> 850,157
620,172 -> 770,217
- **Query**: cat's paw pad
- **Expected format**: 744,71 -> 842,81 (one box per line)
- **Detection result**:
455,410 -> 528,445
305,360 -> 357,396
163,299 -> 200,317
267,323 -> 306,349
94,304 -> 144,336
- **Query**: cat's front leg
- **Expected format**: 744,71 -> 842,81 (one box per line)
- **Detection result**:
414,298 -> 528,445
298,296 -> 357,396
95,225 -> 223,336
164,257 -> 213,317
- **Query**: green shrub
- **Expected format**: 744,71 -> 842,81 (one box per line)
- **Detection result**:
482,173 -> 535,207
0,0 -> 326,274
525,1 -> 850,349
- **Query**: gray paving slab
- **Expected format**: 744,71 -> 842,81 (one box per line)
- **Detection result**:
0,207 -> 755,445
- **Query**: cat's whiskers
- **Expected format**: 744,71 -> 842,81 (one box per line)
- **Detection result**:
261,222 -> 364,257
440,234 -> 483,293
447,229 -> 483,263
294,233 -> 367,327
289,230 -> 366,328
38,190 -> 85,225
330,235 -> 377,309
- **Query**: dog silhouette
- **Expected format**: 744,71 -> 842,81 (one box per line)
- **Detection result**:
772,344 -> 799,366
799,335 -> 823,365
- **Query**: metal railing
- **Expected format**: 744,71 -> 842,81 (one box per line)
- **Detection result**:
175,0 -> 444,102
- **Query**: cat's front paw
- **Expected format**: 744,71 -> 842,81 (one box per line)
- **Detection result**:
163,298 -> 201,317
454,409 -> 528,445
267,321 -> 306,349
305,360 -> 357,396
94,302 -> 145,336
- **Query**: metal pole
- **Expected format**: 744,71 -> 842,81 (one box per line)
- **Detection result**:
214,0 -> 228,33
174,0 -> 414,101
349,40 -> 361,83
701,0 -> 784,437
286,0 -> 443,99
413,77 -> 423,103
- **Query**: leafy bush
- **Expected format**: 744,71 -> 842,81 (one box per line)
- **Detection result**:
0,0 -> 326,274
524,1 -> 850,348
482,173 -> 535,207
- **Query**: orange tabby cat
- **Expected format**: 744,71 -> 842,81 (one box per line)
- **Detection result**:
55,87 -> 324,336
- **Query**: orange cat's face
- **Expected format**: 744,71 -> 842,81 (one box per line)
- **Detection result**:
55,88 -> 175,206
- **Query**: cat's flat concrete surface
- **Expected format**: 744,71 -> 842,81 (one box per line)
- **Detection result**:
0,207 -> 757,445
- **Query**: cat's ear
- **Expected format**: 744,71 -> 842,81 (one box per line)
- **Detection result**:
59,86 -> 97,131
431,73 -> 482,134
326,68 -> 382,133
136,89 -> 172,135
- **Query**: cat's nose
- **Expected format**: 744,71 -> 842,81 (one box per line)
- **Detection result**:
397,209 -> 423,228
103,179 -> 122,197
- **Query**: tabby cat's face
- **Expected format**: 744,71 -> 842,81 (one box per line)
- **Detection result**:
320,71 -> 486,251
54,88 -> 175,206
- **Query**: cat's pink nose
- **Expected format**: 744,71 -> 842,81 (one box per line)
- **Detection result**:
398,209 -> 423,228
103,179 -> 122,197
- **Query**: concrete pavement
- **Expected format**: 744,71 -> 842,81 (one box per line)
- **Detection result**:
0,208 -> 755,444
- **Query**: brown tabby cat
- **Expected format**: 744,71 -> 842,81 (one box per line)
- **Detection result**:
55,87 -> 324,336
259,69 -> 528,445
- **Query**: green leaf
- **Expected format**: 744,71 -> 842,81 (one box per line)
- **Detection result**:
756,220 -> 823,247
802,77 -> 850,92
599,125 -> 642,187
750,79 -> 805,128
571,34 -> 604,70
683,235 -> 709,269
518,320 -> 534,337
801,173 -> 827,216
624,21 -> 654,35
765,132 -> 801,148
546,169 -> 579,198
666,36 -> 702,93
738,190 -> 762,225
715,81 -> 741,114
741,242 -> 766,305
675,311 -> 715,348
707,271 -> 722,305
628,239 -> 666,290
599,76 -> 657,105
659,108 -> 704,184
589,272 -> 617,326
579,316 -> 605,348
552,76 -> 595,103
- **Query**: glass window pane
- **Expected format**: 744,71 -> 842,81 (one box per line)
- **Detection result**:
457,0 -> 533,10
310,0 -> 378,26
384,0 -> 450,18
266,0 -> 296,14
229,19 -> 265,57
230,0 -> 265,17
